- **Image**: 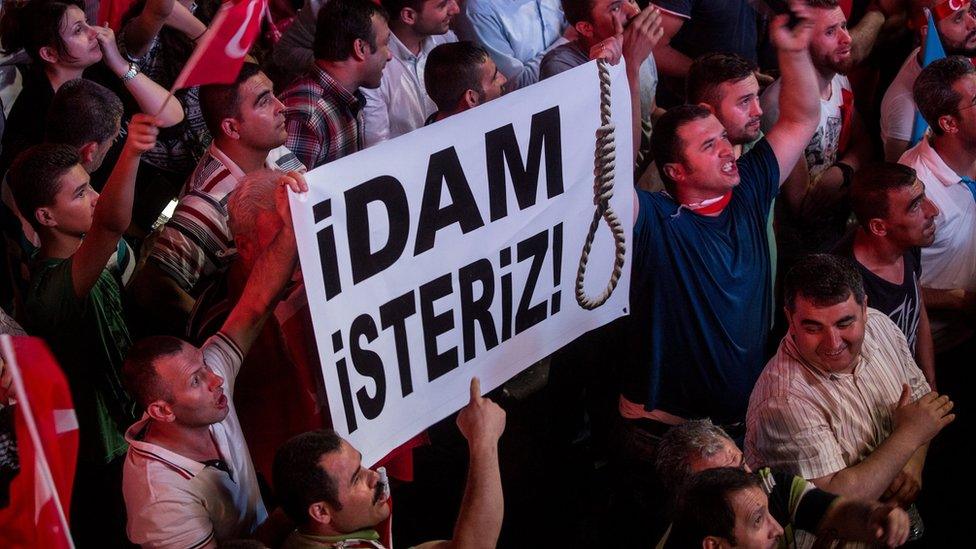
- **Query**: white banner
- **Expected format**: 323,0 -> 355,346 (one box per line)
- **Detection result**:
291,61 -> 634,466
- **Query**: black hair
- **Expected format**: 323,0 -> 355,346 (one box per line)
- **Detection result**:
686,53 -> 758,105
45,78 -> 124,147
273,430 -> 345,524
0,0 -> 87,64
649,104 -> 713,194
560,0 -> 599,26
849,162 -> 919,225
424,41 -> 491,111
668,467 -> 764,547
122,336 -> 186,407
313,0 -> 389,62
784,254 -> 866,312
6,143 -> 81,231
199,62 -> 264,138
914,56 -> 976,136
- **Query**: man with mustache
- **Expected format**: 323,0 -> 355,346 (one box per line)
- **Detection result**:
761,0 -> 875,265
130,63 -> 304,335
121,171 -> 308,548
881,0 -> 976,161
833,163 -> 939,389
361,0 -> 460,146
272,378 -> 505,549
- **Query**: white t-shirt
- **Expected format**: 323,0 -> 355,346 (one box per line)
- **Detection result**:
881,48 -> 923,146
761,73 -> 851,180
123,333 -> 267,549
900,138 -> 976,350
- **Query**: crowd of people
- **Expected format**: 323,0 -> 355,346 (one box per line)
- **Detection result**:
0,0 -> 971,547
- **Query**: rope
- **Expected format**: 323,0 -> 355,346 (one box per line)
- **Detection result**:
575,59 -> 627,310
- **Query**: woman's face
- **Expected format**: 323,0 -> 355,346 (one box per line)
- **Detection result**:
50,5 -> 102,68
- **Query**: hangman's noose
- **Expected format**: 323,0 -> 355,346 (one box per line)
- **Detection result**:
575,59 -> 627,310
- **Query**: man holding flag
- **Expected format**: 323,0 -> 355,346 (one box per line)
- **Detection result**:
881,0 -> 976,160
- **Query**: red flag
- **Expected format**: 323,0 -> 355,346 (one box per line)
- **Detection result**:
0,337 -> 79,548
173,0 -> 267,90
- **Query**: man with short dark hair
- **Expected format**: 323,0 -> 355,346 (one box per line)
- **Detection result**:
656,420 -> 911,548
130,63 -> 303,335
881,0 -> 976,160
746,254 -> 954,542
900,56 -> 976,355
121,172 -> 308,548
834,162 -> 939,387
361,0 -> 459,145
621,6 -> 819,435
686,53 -> 763,154
281,0 -> 392,169
423,41 -> 507,122
666,467 -> 910,549
273,378 -> 505,549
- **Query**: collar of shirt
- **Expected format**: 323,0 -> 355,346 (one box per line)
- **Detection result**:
287,528 -> 383,549
124,416 -> 215,479
388,31 -> 442,63
311,62 -> 366,115
916,137 -> 969,189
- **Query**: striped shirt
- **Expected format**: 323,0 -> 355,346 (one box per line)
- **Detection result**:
281,63 -> 366,170
147,144 -> 304,293
123,333 -> 267,548
745,309 -> 930,481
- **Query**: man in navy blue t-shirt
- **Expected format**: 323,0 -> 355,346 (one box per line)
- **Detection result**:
619,4 -> 822,435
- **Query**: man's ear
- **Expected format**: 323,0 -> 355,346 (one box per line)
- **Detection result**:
38,46 -> 59,64
220,118 -> 241,140
867,217 -> 887,237
78,142 -> 99,166
697,102 -> 715,115
35,207 -> 57,229
663,163 -> 684,184
352,38 -> 370,62
783,305 -> 794,332
308,501 -> 334,526
702,537 -> 724,549
146,400 -> 175,423
938,114 -> 957,135
400,7 -> 418,26
574,21 -> 594,39
462,89 -> 480,109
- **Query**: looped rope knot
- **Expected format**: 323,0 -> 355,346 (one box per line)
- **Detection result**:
575,59 -> 627,310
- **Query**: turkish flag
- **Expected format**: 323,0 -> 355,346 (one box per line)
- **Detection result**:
0,337 -> 79,548
173,0 -> 267,90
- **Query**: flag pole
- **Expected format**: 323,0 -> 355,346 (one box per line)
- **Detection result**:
1,336 -> 76,549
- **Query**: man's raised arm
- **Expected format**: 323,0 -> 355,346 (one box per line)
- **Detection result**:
763,2 -> 821,185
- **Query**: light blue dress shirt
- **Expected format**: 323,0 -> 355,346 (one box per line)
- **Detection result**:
455,0 -> 568,92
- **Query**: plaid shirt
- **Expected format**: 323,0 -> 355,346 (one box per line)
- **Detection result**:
280,64 -> 366,169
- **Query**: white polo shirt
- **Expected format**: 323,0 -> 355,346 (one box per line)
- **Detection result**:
900,137 -> 976,350
123,333 -> 267,549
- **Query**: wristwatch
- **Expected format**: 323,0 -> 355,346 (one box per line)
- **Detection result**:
121,62 -> 140,83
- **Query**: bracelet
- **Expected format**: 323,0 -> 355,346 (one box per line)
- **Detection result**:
121,62 -> 140,82
834,161 -> 855,188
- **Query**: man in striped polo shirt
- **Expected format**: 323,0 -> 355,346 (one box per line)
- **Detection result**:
130,63 -> 305,335
746,254 -> 955,544
121,172 -> 307,548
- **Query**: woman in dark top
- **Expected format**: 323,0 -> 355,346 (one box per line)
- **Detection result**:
0,0 -> 184,176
